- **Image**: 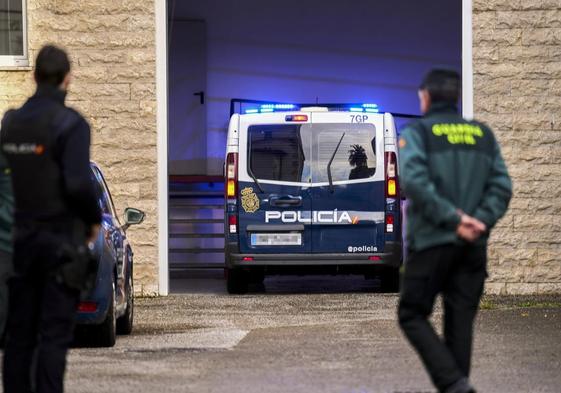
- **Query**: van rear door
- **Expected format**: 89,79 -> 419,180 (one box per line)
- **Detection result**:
237,113 -> 312,254
309,112 -> 386,254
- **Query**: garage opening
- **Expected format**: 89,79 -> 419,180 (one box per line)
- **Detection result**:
166,0 -> 462,290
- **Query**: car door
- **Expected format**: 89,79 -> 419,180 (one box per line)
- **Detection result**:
91,166 -> 126,304
309,112 -> 386,254
237,113 -> 313,254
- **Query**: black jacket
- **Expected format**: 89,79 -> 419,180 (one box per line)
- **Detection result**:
0,85 -> 101,229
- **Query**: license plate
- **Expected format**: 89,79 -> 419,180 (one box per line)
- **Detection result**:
251,233 -> 302,246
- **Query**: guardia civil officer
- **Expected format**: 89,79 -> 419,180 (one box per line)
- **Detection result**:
0,45 -> 101,393
397,69 -> 512,393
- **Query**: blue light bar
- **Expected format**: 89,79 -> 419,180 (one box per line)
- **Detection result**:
349,107 -> 364,112
362,103 -> 378,108
260,108 -> 274,113
245,109 -> 259,114
275,104 -> 296,109
365,108 -> 380,113
259,103 -> 297,110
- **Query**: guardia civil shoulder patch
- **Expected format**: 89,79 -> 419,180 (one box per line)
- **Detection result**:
241,187 -> 259,213
399,137 -> 406,148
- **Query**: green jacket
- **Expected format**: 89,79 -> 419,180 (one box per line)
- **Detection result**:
0,151 -> 13,254
398,103 -> 512,252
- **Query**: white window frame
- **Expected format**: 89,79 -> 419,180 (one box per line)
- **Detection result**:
0,0 -> 29,67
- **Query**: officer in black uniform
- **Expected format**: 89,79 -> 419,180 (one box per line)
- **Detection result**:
0,45 -> 101,393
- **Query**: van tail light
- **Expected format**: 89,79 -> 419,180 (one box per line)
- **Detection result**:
386,213 -> 394,233
228,214 -> 237,234
385,152 -> 398,198
225,153 -> 238,199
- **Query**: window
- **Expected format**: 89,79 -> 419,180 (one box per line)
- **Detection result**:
248,124 -> 308,183
247,123 -> 377,184
92,167 -> 121,224
91,169 -> 111,215
310,123 -> 377,183
0,0 -> 28,66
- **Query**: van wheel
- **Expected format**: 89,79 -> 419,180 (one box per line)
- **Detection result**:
381,267 -> 400,293
95,281 -> 117,347
226,268 -> 249,294
116,268 -> 134,335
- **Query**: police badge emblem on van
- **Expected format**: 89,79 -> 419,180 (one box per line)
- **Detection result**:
241,187 -> 259,213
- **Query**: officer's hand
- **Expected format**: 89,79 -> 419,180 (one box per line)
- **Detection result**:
460,214 -> 487,234
88,224 -> 100,244
457,223 -> 480,242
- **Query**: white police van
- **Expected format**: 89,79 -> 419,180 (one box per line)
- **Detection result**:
224,102 -> 402,294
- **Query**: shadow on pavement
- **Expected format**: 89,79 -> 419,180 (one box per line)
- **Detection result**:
170,269 -> 389,295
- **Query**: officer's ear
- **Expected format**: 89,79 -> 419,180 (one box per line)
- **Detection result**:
60,72 -> 72,92
418,89 -> 431,114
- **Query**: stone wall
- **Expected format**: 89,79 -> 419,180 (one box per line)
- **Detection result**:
2,0 -> 560,296
473,0 -> 561,294
0,0 -> 159,294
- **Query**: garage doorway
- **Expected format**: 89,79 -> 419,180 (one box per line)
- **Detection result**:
162,0 -> 468,293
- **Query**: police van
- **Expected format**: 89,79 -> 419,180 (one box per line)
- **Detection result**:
224,102 -> 402,294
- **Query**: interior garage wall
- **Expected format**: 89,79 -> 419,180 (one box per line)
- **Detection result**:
0,0 -> 160,294
473,0 -> 561,294
169,0 -> 462,175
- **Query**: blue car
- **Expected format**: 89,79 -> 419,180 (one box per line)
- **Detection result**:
75,163 -> 145,347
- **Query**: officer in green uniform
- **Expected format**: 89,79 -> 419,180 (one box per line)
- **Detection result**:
0,150 -> 13,339
398,69 -> 512,393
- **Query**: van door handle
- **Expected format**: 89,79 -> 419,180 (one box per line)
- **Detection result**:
269,196 -> 302,207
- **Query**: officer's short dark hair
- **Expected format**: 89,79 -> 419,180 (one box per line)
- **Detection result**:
34,45 -> 71,86
419,68 -> 461,104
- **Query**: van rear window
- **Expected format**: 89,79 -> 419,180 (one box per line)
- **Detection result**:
247,123 -> 376,184
248,124 -> 306,183
311,123 -> 376,183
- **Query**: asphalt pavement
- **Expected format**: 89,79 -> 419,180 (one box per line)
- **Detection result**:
33,274 -> 561,392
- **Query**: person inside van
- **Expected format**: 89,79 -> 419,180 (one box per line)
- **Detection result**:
348,144 -> 375,180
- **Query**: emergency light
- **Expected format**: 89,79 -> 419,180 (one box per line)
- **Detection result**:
225,152 -> 239,234
242,102 -> 380,114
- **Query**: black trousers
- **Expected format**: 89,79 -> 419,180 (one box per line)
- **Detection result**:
3,228 -> 80,393
398,244 -> 487,392
0,249 -> 12,337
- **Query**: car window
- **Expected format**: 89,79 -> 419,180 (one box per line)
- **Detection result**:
91,167 -> 121,225
90,168 -> 111,215
248,124 -> 308,183
308,123 -> 376,183
97,168 -> 120,224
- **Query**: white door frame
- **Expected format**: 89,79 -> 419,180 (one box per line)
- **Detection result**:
154,0 -> 474,295
156,0 -> 169,295
462,0 -> 474,119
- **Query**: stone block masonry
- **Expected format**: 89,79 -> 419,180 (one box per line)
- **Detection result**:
1,0 -> 560,295
0,0 -> 159,295
474,0 -> 561,294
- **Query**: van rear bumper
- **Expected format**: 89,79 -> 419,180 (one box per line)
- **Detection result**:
226,242 -> 401,268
